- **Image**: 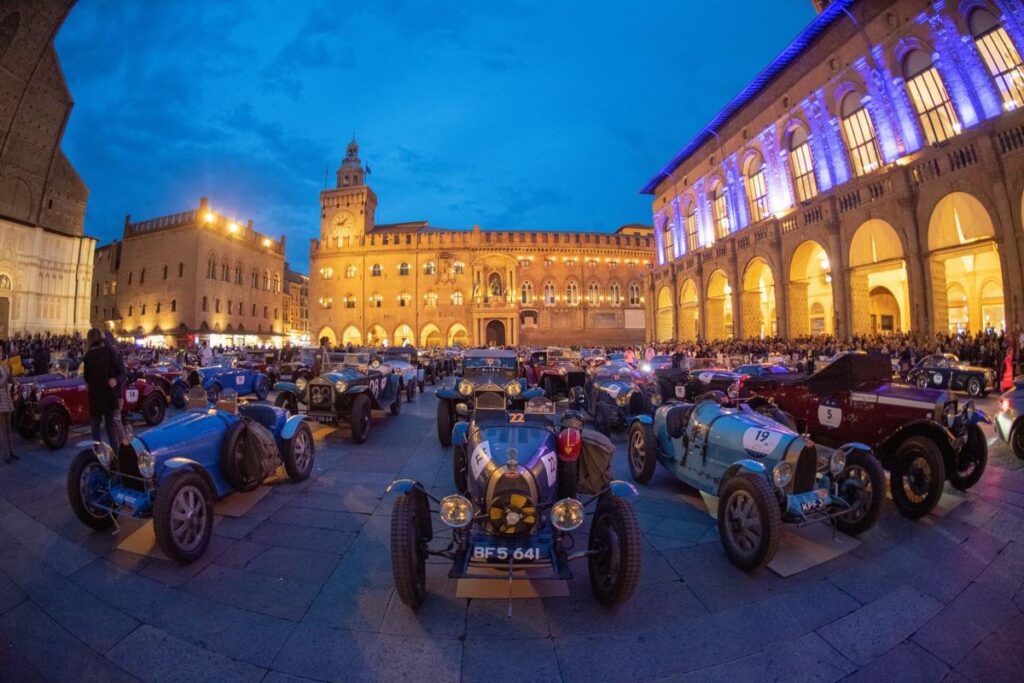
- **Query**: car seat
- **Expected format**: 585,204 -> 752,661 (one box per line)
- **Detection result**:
666,403 -> 695,440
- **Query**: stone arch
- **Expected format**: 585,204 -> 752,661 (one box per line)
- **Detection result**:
788,240 -> 833,336
317,326 -> 337,345
366,324 -> 387,346
341,325 -> 361,347
447,323 -> 469,346
420,323 -> 442,347
849,219 -> 910,334
927,192 -> 1004,332
0,176 -> 32,222
678,278 -> 699,341
705,269 -> 733,341
393,324 -> 414,346
740,257 -> 777,338
655,285 -> 674,342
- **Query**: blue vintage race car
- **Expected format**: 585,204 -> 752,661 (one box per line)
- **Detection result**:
435,349 -> 527,447
572,361 -> 657,436
996,377 -> 1024,460
188,357 -> 271,402
66,393 -> 314,563
628,392 -> 885,569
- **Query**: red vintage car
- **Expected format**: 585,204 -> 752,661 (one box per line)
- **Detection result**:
18,376 -> 166,450
524,347 -> 587,398
742,352 -> 990,519
131,361 -> 191,409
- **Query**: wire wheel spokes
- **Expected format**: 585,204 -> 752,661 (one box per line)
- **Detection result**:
725,491 -> 761,552
590,514 -> 621,590
901,455 -> 931,503
839,465 -> 872,520
293,431 -> 312,471
79,463 -> 110,518
629,430 -> 645,472
169,485 -> 207,551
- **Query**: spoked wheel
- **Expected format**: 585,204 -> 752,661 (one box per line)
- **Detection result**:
14,406 -> 38,439
1013,422 -> 1024,460
153,469 -> 213,564
282,422 -> 315,482
170,384 -> 188,409
889,436 -> 945,519
966,377 -> 983,397
142,393 -> 166,426
206,382 -> 222,403
350,394 -> 372,444
254,377 -> 270,401
588,496 -> 642,606
66,449 -> 115,530
833,450 -> 886,536
436,400 -> 453,447
41,407 -> 69,450
717,473 -> 780,570
949,423 -> 987,491
626,421 -> 657,484
916,375 -> 929,389
452,443 -> 468,495
391,493 -> 428,609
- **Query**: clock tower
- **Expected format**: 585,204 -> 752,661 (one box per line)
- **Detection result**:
320,137 -> 377,242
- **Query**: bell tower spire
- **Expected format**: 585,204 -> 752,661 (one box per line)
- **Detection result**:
336,136 -> 365,188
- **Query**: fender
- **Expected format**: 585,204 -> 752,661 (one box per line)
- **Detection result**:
452,421 -> 469,447
281,414 -> 308,439
521,387 -> 544,401
631,414 -> 654,426
274,381 -> 300,394
386,478 -> 420,494
75,440 -> 114,461
608,480 -> 639,498
971,408 -> 992,425
721,459 -> 767,487
838,442 -> 873,457
255,372 -> 270,386
436,387 -> 460,400
39,393 -> 69,413
880,419 -> 957,463
158,457 -> 220,497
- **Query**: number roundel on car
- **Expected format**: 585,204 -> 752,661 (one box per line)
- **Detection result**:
742,428 -> 784,456
125,389 -> 139,403
932,372 -> 943,385
236,375 -> 245,386
470,441 -> 492,480
817,405 -> 842,428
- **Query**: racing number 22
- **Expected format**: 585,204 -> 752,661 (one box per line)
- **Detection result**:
508,412 -> 525,423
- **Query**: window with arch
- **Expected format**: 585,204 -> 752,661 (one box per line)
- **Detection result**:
712,182 -> 730,240
344,295 -> 356,309
320,266 -> 334,280
745,154 -> 769,223
789,126 -> 818,202
425,291 -> 438,307
263,270 -> 270,291
251,269 -> 259,288
452,261 -> 465,275
171,299 -> 177,312
207,256 -> 216,279
370,263 -> 382,277
683,205 -> 699,252
587,281 -> 600,306
234,263 -> 243,284
521,281 -> 534,305
202,297 -> 208,312
841,91 -> 881,176
128,305 -> 133,317
904,49 -> 960,144
221,261 -> 230,281
141,304 -> 146,315
398,262 -> 410,276
398,292 -> 411,307
970,8 -> 1024,110
543,281 -> 556,306
178,263 -> 184,277
162,265 -> 168,280
128,272 -> 133,286
215,299 -> 221,314
661,217 -> 675,262
451,290 -> 464,305
424,261 -> 437,275
565,281 -> 580,306
628,282 -> 641,306
345,264 -> 357,278
609,282 -> 622,305
273,274 -> 280,293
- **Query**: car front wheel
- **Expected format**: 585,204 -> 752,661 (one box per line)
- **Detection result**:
833,450 -> 886,536
436,400 -> 453,447
206,382 -> 222,402
66,449 -> 115,530
254,377 -> 270,401
153,469 -> 213,564
350,394 -> 371,444
275,392 -> 298,415
14,405 -> 38,439
916,374 -> 929,389
949,422 -> 987,491
627,421 -> 658,484
588,496 -> 642,606
717,473 -> 780,570
282,422 -> 315,482
966,376 -> 983,397
170,383 -> 188,409
889,436 -> 946,519
41,407 -> 69,450
1013,420 -> 1024,460
141,392 -> 165,426
390,493 -> 428,609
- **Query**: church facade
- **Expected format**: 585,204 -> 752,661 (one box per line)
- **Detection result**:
309,140 -> 653,349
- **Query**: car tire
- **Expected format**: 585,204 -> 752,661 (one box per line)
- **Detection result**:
406,379 -> 415,403
275,392 -> 298,415
14,405 -> 38,439
219,421 -> 261,492
543,376 -> 554,399
282,422 -> 315,482
66,449 -> 115,531
436,399 -> 453,447
170,383 -> 188,409
916,374 -> 929,389
627,421 -> 658,484
452,443 -> 468,495
141,392 -> 165,426
1013,420 -> 1024,461
966,376 -> 983,397
834,450 -> 886,536
588,496 -> 642,607
40,406 -> 69,450
949,422 -> 987,491
391,391 -> 402,416
717,473 -> 780,570
350,394 -> 372,444
207,382 -> 222,402
390,493 -> 428,609
596,404 -> 611,437
153,468 -> 213,564
889,436 -> 946,519
254,377 -> 270,401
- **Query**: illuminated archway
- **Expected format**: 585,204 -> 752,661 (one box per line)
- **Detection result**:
927,192 -> 1004,332
849,219 -> 909,334
705,270 -> 733,341
317,326 -> 337,345
740,257 -> 776,338
393,324 -> 414,346
366,324 -> 388,346
341,325 -> 361,347
448,323 -> 469,346
788,240 -> 833,336
678,279 -> 699,341
655,286 -> 674,342
420,323 -> 442,347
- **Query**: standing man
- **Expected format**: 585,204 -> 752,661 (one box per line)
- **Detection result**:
312,336 -> 330,377
83,328 -> 127,450
199,341 -> 213,367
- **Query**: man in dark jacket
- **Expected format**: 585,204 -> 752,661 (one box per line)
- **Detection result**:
84,328 -> 126,449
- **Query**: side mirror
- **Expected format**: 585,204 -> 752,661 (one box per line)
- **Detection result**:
455,403 -> 469,418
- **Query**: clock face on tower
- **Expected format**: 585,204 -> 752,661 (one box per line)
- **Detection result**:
332,211 -> 354,235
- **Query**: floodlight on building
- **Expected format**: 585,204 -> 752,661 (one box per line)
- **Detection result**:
262,238 -> 272,247
203,211 -> 215,223
227,222 -> 239,233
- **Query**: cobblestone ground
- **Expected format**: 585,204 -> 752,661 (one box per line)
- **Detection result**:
0,390 -> 1022,682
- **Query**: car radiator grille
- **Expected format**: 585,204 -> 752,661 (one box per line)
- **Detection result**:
485,476 -> 538,537
792,445 -> 818,495
116,445 -> 146,492
309,385 -> 333,408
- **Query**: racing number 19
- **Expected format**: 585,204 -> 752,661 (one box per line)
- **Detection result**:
754,430 -> 771,443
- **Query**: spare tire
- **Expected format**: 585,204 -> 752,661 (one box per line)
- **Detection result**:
220,421 -> 261,492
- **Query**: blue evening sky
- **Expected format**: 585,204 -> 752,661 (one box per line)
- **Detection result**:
56,0 -> 816,272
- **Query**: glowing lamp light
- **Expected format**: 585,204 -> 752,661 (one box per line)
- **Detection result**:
825,274 -> 833,284
819,256 -> 830,271
262,238 -> 272,247
227,222 -> 239,233
203,211 -> 215,223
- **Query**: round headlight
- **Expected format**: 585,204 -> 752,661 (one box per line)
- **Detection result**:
772,461 -> 793,488
829,451 -> 847,476
458,380 -> 474,397
439,494 -> 473,528
962,399 -> 975,420
94,442 -> 114,469
551,498 -> 584,531
616,392 -> 629,406
558,366 -> 568,376
640,362 -> 652,373
506,381 -> 522,398
651,392 -> 662,407
334,380 -> 348,393
296,378 -> 308,391
944,402 -> 957,429
138,450 -> 155,479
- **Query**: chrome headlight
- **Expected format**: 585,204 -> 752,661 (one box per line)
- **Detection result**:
962,399 -> 975,421
551,498 -> 584,531
93,442 -> 114,469
439,494 -> 473,528
558,366 -> 568,376
506,381 -> 522,398
943,402 -> 957,429
296,378 -> 308,391
829,451 -> 847,476
640,362 -> 652,373
458,379 -> 474,396
334,380 -> 348,393
616,392 -> 629,406
138,450 -> 155,479
772,461 -> 792,488
650,391 -> 662,407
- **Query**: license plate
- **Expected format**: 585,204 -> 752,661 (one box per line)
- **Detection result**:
800,493 -> 827,514
675,386 -> 686,398
312,415 -> 335,424
471,544 -> 545,563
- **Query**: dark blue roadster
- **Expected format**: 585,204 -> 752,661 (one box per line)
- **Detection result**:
188,357 -> 271,402
435,349 -> 526,447
66,392 -> 314,563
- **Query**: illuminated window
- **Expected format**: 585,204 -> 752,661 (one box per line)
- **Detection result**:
745,155 -> 769,223
543,281 -> 556,306
452,261 -> 465,275
789,127 -> 818,202
609,282 -> 622,305
587,282 -> 600,306
425,291 -> 438,307
344,295 -> 356,309
841,92 -> 882,176
971,8 -> 1024,110
320,267 -> 334,280
544,258 -> 554,268
370,263 -> 382,277
370,293 -> 382,308
207,256 -> 216,279
345,264 -> 357,278
904,49 -> 960,144
661,217 -> 675,262
565,281 -> 580,306
423,261 -> 436,275
521,281 -> 534,304
628,282 -> 642,306
451,290 -> 464,305
398,292 -> 411,307
684,207 -> 699,252
398,262 -> 410,276
712,183 -> 730,240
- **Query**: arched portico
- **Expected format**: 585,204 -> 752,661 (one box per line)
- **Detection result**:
788,240 -> 834,336
740,257 -> 776,338
849,219 -> 910,334
705,270 -> 733,341
678,279 -> 699,341
420,323 -> 442,347
655,286 -> 674,342
341,325 -> 361,347
448,323 -> 469,346
317,326 -> 337,345
367,324 -> 387,346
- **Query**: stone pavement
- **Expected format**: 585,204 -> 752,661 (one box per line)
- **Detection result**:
0,391 -> 1023,682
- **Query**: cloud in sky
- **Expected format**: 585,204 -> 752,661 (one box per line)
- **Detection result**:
56,0 -> 815,271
